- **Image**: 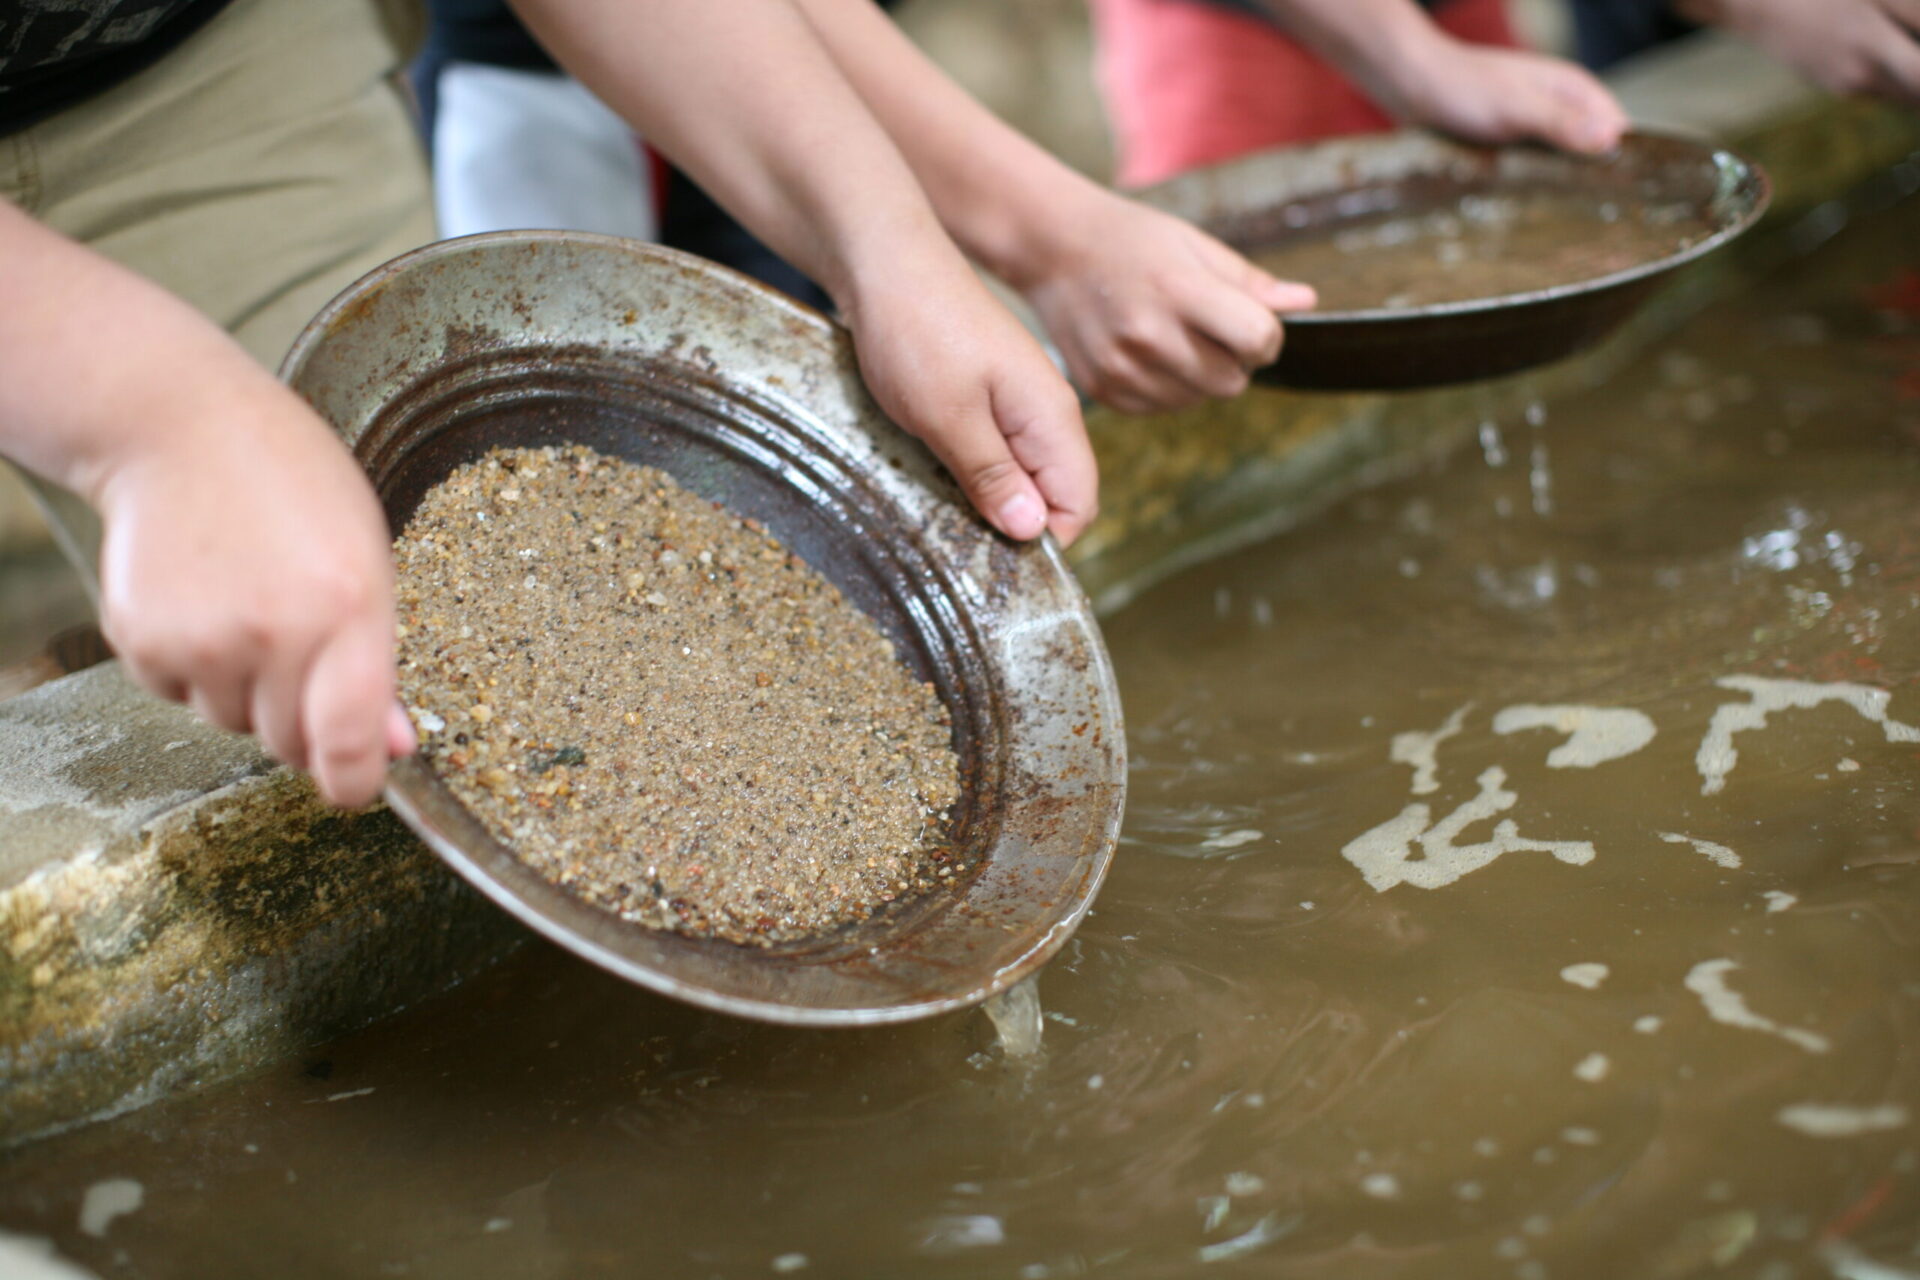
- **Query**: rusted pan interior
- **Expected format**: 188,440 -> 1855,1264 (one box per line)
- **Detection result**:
281,233 -> 1126,1025
1145,130 -> 1770,390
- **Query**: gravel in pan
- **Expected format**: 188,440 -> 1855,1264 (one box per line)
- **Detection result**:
393,444 -> 963,946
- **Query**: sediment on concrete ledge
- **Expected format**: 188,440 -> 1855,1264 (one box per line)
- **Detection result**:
0,666 -> 521,1145
4,32 -> 1917,1147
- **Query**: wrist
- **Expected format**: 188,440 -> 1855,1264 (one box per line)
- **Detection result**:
1367,21 -> 1462,122
84,377 -> 229,517
1270,0 -> 1447,116
972,168 -> 1115,294
824,200 -> 981,329
85,347 -> 287,514
932,149 -> 1108,293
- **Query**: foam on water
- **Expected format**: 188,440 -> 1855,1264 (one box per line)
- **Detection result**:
1493,705 -> 1656,768
76,1180 -> 141,1239
1659,832 -> 1743,869
1696,676 -> 1920,795
1390,705 -> 1470,796
1685,959 -> 1831,1054
0,1232 -> 98,1280
1775,1102 -> 1909,1137
1560,963 -> 1609,990
1342,766 -> 1595,891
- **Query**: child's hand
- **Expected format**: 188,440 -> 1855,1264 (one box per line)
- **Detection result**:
841,252 -> 1096,547
0,205 -> 412,808
1015,189 -> 1316,415
93,379 -> 414,808
1679,0 -> 1920,105
1383,38 -> 1630,155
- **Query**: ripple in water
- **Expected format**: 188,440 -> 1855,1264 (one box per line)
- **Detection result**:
4,171 -> 1920,1280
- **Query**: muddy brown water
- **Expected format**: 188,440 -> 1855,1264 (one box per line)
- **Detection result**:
1252,191 -> 1716,312
4,191 -> 1920,1279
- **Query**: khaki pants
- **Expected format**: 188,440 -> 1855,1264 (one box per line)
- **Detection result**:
0,0 -> 435,576
2,0 -> 432,364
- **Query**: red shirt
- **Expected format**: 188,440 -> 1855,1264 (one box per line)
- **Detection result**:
1087,0 -> 1518,188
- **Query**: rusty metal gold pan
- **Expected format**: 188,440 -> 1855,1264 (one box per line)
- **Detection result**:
281,232 -> 1125,1026
1143,129 -> 1771,392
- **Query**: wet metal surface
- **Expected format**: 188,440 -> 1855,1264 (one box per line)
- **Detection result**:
1145,131 -> 1769,391
2,178 -> 1918,1280
281,234 -> 1125,1025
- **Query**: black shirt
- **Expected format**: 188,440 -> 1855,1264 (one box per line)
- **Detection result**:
423,0 -> 555,72
0,0 -> 232,136
1568,0 -> 1696,70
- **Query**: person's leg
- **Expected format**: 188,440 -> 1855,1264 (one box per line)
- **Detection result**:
1,0 -> 435,594
13,0 -> 435,368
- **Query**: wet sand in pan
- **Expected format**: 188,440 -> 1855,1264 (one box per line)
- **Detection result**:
393,445 -> 962,946
1252,191 -> 1715,312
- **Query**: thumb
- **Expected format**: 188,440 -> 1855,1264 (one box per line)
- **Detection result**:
1539,69 -> 1630,155
993,369 -> 1098,548
906,397 -> 1050,541
1251,270 -> 1313,314
1192,228 -> 1318,313
1243,263 -> 1318,314
388,701 -> 418,758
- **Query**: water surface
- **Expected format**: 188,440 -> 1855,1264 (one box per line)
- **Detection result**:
4,190 -> 1919,1280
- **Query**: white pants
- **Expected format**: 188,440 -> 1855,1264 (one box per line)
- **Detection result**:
432,61 -> 657,241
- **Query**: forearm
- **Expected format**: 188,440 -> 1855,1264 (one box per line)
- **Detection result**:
1252,0 -> 1448,111
0,202 -> 279,505
509,0 -> 958,313
786,0 -> 1107,290
1254,0 -> 1628,154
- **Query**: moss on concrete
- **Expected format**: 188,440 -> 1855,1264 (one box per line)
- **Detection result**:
0,669 -> 520,1145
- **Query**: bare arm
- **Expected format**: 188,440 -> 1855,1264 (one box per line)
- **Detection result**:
1678,0 -> 1920,105
511,0 -> 937,311
1258,0 -> 1628,154
0,201 -> 412,806
510,0 -> 1093,544
787,0 -> 1141,292
787,0 -> 1318,412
